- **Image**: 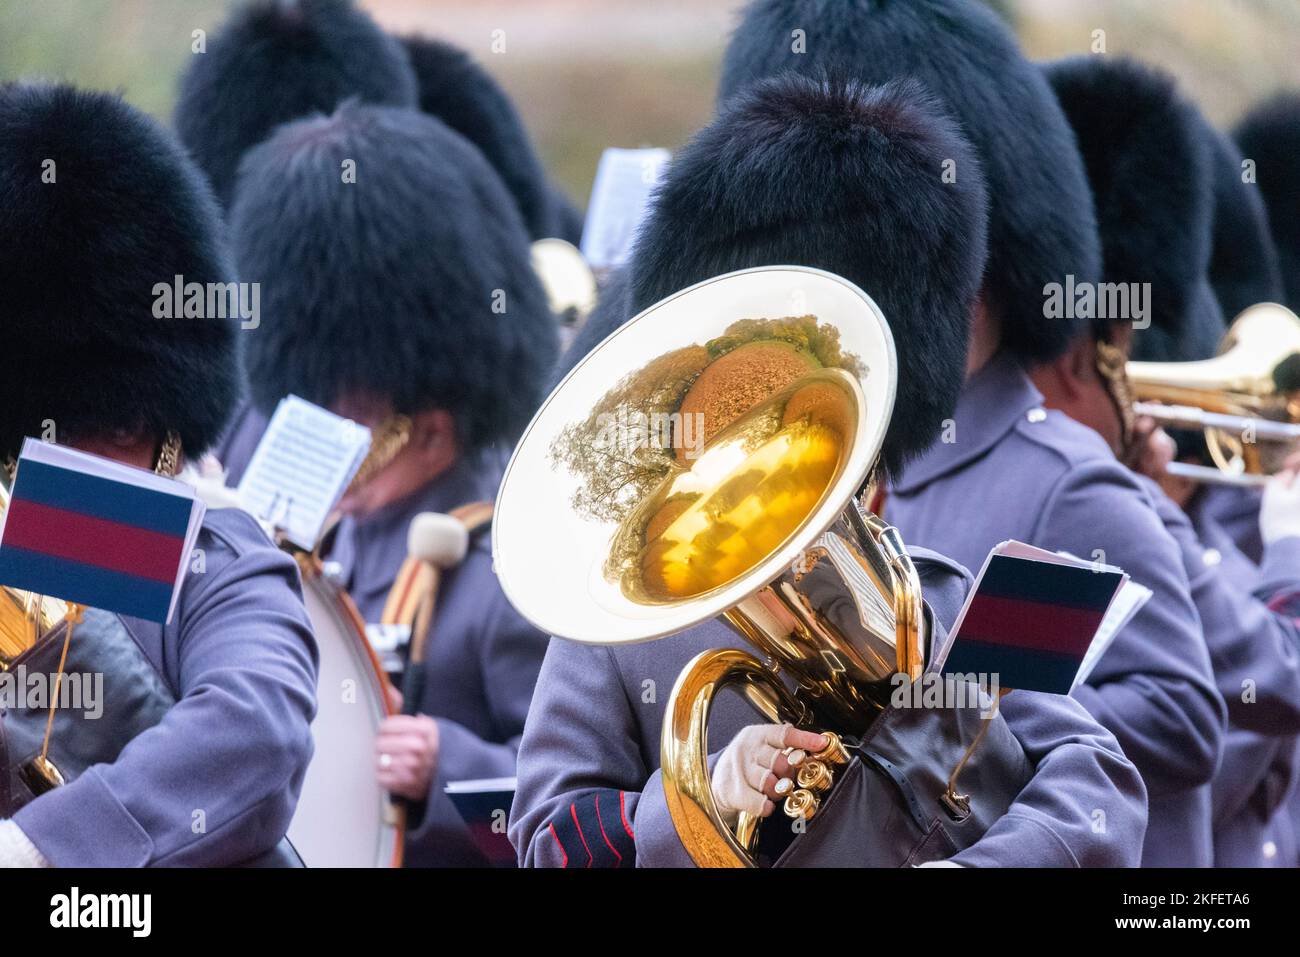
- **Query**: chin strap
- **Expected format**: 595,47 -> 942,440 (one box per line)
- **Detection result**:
345,415 -> 412,497
153,430 -> 183,477
1095,338 -> 1137,455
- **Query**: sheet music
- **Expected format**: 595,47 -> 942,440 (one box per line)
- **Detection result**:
1072,580 -> 1152,690
445,777 -> 517,795
579,147 -> 671,269
236,396 -> 371,551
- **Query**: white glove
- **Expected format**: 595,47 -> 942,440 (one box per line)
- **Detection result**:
0,820 -> 50,867
1260,466 -> 1300,546
178,456 -> 247,511
915,860 -> 963,868
711,723 -> 826,825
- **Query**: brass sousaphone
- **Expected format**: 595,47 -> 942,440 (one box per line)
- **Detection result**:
494,268 -> 934,867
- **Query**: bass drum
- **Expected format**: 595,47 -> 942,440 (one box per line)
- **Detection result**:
289,559 -> 403,867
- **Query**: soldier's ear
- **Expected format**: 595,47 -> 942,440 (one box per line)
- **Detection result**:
1028,338 -> 1089,405
410,408 -> 459,458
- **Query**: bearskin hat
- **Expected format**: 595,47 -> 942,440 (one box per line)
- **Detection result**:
1199,119 -> 1283,324
399,34 -> 580,241
0,83 -> 237,462
175,0 -> 417,206
628,73 -> 988,476
227,101 -> 558,452
1045,56 -> 1220,359
717,0 -> 1100,364
1234,92 -> 1300,313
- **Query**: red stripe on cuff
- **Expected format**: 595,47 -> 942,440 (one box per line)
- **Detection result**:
594,793 -> 623,865
547,822 -> 569,868
620,789 -> 635,840
570,803 -> 593,868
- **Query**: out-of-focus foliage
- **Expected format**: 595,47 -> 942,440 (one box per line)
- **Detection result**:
2,0 -> 1298,210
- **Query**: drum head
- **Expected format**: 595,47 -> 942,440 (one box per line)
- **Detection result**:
288,573 -> 401,867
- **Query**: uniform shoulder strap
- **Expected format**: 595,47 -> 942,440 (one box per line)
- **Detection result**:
378,501 -> 494,627
448,500 -> 494,537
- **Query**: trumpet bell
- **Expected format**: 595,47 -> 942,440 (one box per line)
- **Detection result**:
1128,302 -> 1300,477
493,266 -> 896,645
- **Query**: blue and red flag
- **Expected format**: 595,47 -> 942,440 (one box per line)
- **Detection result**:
942,553 -> 1125,695
0,442 -> 199,623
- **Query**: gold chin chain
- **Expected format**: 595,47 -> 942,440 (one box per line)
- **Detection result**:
153,430 -> 183,477
344,415 -> 413,496
1095,339 -> 1137,453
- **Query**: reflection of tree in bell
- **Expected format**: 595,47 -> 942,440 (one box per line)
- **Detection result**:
550,314 -> 864,525
637,419 -> 842,601
705,315 -> 865,379
550,344 -> 710,523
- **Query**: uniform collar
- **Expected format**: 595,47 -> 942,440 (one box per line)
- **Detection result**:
327,452 -> 501,612
891,351 -> 1046,493
348,452 -> 496,534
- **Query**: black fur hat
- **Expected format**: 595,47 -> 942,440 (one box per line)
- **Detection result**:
228,101 -> 558,452
175,0 -> 417,207
0,84 -> 237,462
718,0 -> 1099,365
1235,92 -> 1300,313
1045,56 -> 1218,357
629,73 -> 988,476
399,34 -> 578,241
1201,119 -> 1282,324
551,268 -> 633,389
548,185 -> 586,246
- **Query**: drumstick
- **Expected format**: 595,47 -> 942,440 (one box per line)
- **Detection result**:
400,512 -> 470,716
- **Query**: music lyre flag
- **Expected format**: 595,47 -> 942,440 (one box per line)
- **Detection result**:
0,439 -> 205,623
939,541 -> 1137,695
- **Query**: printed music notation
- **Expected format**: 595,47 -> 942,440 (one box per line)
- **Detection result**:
237,396 -> 372,551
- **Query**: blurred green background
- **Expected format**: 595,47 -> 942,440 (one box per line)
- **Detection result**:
2,0 -> 1299,209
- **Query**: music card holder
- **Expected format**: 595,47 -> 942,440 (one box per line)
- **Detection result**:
444,777 -> 517,868
236,395 -> 371,551
579,147 -> 671,270
937,541 -> 1150,695
0,439 -> 205,625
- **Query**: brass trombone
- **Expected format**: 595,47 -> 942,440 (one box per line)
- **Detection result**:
494,267 -> 927,867
1127,303 -> 1300,486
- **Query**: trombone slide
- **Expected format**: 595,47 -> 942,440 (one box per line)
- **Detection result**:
1164,461 -> 1271,489
1132,402 -> 1300,443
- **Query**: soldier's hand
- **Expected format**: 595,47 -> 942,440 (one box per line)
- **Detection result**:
1123,416 -> 1175,479
376,714 -> 440,801
711,724 -> 827,824
1261,458 -> 1300,545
